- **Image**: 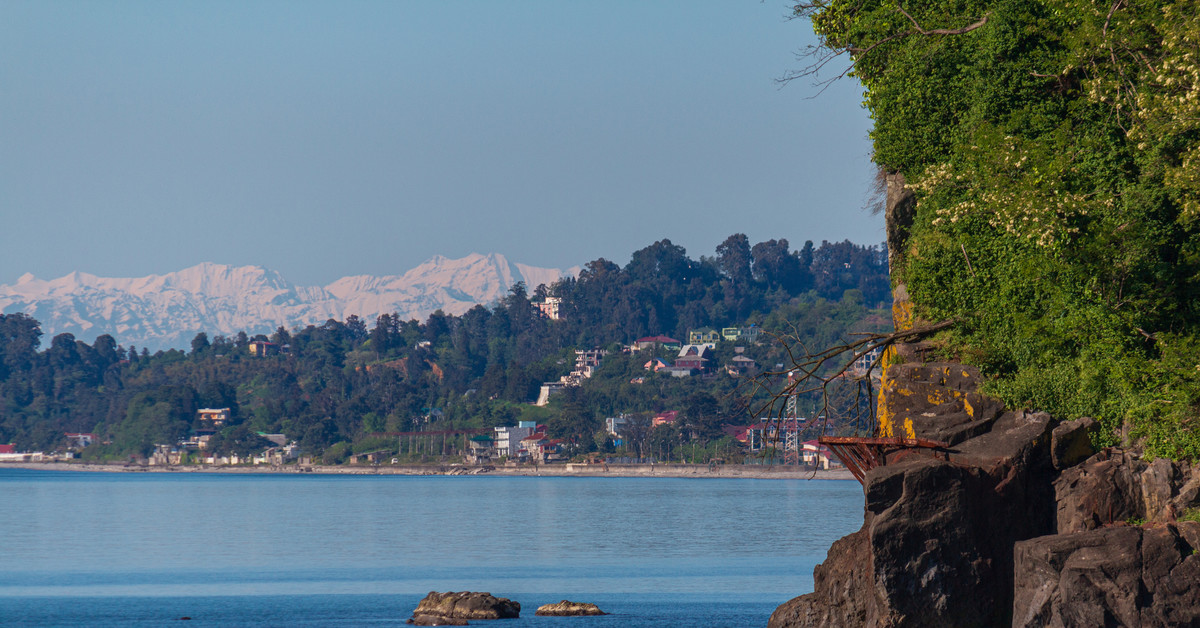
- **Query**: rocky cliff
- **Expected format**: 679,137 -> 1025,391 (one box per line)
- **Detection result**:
768,352 -> 1200,627
768,176 -> 1200,628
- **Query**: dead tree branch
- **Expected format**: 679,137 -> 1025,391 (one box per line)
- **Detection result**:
895,5 -> 989,36
743,319 -> 957,458
778,4 -> 990,91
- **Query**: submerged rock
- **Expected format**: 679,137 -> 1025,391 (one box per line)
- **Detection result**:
534,600 -> 607,616
408,591 -> 519,624
406,615 -> 468,626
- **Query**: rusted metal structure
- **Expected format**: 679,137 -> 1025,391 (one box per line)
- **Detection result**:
818,436 -> 950,484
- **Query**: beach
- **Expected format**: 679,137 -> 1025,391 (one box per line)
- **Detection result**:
3,460 -> 854,480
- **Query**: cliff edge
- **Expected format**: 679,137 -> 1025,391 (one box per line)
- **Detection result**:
769,176 -> 1200,627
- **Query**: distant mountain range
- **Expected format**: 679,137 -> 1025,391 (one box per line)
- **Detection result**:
0,254 -> 578,351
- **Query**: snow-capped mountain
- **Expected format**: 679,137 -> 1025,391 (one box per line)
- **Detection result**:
0,254 -> 577,351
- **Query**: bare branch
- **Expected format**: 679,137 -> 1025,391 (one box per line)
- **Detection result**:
895,5 -> 989,36
779,5 -> 990,96
746,319 -> 957,447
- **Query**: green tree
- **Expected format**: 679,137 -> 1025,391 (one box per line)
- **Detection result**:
190,332 -> 210,356
796,0 -> 1200,458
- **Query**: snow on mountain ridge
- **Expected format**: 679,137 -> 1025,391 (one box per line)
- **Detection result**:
0,255 -> 578,351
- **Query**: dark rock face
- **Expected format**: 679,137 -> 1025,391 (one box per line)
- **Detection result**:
769,529 -> 873,627
534,600 -> 607,616
770,409 -> 1057,628
770,333 -> 1200,628
877,362 -> 1005,446
1013,522 -> 1200,627
1055,449 -> 1199,533
408,591 -> 519,624
1049,417 -> 1096,471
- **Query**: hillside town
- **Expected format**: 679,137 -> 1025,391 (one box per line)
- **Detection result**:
1,321 -> 865,472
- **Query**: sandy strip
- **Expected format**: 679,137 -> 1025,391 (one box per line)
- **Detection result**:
2,461 -> 855,481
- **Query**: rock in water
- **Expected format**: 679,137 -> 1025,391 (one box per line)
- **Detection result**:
406,616 -> 468,626
408,591 -> 520,623
534,601 -> 607,616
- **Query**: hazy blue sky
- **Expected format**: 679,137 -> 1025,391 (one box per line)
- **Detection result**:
1,1 -> 878,286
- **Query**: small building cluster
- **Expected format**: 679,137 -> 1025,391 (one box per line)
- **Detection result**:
149,418 -> 301,467
725,421 -> 838,469
465,421 -> 566,465
536,348 -> 607,406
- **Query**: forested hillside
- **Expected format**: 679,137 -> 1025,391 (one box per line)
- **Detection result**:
0,236 -> 889,461
799,0 -> 1200,458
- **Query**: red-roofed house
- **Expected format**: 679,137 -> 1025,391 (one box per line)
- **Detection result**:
0,444 -> 14,454
542,438 -> 566,462
674,344 -> 714,372
644,358 -> 670,372
652,411 -> 679,427
724,425 -> 752,445
802,440 -> 835,469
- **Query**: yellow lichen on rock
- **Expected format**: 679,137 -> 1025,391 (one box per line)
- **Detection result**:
876,346 -> 900,438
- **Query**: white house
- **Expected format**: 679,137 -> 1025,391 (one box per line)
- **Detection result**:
494,421 -> 538,457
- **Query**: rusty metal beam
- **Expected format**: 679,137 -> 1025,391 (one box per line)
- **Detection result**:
819,436 -> 952,485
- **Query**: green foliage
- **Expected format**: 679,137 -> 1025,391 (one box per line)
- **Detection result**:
207,425 -> 273,457
322,442 -> 351,465
803,0 -> 1200,458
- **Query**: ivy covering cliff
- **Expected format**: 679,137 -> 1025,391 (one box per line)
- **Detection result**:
797,0 -> 1200,458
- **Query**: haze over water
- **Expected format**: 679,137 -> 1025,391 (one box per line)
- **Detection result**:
0,469 -> 862,627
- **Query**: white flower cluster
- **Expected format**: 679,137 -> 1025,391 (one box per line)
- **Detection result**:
910,143 -> 1108,247
1082,4 -> 1200,222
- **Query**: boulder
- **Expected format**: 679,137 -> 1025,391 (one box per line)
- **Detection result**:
768,529 -> 873,628
534,601 -> 607,616
772,410 -> 1057,628
1054,449 -> 1146,533
1049,416 -> 1096,471
409,591 -> 519,623
1013,522 -> 1200,627
1054,449 -> 1200,532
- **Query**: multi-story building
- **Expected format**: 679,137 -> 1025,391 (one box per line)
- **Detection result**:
534,296 -> 563,320
494,421 -> 538,457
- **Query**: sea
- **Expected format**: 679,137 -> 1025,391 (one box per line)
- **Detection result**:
0,468 -> 863,627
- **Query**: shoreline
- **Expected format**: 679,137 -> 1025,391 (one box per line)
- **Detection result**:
2,460 -> 854,481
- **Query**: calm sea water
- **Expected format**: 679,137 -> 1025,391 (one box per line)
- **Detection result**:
0,469 -> 862,627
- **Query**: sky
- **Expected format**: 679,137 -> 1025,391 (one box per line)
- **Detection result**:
1,1 -> 879,287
